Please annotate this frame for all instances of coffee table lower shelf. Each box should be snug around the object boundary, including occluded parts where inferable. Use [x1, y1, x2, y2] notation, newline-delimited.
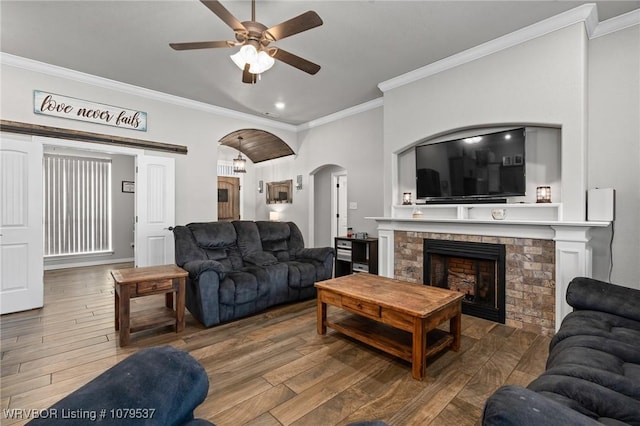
[326, 314, 454, 363]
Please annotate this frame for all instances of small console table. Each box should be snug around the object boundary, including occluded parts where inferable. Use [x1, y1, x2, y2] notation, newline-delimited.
[111, 264, 187, 346]
[334, 237, 378, 277]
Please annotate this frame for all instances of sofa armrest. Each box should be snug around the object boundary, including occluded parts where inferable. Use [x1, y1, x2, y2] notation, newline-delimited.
[27, 346, 212, 426]
[482, 385, 602, 426]
[296, 247, 335, 263]
[566, 277, 640, 322]
[183, 259, 229, 280]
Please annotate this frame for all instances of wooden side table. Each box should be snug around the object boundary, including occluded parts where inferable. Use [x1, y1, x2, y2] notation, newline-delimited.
[111, 264, 187, 346]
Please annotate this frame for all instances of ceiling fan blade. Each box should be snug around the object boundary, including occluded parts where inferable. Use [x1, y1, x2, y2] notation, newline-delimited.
[265, 11, 323, 41]
[169, 40, 235, 50]
[200, 0, 246, 32]
[272, 48, 320, 75]
[242, 64, 257, 84]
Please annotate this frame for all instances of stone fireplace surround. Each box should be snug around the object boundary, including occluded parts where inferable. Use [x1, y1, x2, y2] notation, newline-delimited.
[370, 206, 611, 336]
[396, 231, 555, 335]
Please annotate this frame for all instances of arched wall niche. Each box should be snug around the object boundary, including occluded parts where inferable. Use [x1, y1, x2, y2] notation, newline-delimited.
[396, 123, 562, 204]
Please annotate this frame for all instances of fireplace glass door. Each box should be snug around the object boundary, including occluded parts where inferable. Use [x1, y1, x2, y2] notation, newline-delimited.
[429, 254, 497, 309]
[424, 239, 505, 323]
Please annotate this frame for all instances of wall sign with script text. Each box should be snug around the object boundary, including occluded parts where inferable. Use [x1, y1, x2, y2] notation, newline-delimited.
[33, 91, 147, 132]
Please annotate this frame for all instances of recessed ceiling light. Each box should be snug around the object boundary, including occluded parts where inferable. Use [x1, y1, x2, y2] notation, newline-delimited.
[274, 101, 285, 110]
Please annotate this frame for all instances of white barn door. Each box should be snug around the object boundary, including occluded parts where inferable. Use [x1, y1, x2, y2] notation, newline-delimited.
[0, 135, 44, 314]
[135, 155, 175, 267]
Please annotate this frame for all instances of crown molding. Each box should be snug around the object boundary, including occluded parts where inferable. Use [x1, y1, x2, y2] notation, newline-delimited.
[296, 97, 384, 131]
[378, 4, 598, 93]
[0, 53, 298, 133]
[591, 8, 640, 39]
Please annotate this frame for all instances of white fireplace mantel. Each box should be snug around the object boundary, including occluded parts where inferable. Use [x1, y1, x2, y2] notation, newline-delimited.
[368, 209, 610, 332]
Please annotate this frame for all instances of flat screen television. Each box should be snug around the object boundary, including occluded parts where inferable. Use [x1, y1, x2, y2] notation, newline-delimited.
[416, 128, 526, 202]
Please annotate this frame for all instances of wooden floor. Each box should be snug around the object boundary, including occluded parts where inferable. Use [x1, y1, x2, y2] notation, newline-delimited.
[1, 263, 551, 425]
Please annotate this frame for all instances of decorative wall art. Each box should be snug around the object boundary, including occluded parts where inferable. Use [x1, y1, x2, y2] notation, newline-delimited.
[34, 90, 147, 131]
[266, 180, 292, 204]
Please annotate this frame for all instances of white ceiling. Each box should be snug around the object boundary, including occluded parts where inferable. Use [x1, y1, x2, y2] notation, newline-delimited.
[1, 1, 638, 126]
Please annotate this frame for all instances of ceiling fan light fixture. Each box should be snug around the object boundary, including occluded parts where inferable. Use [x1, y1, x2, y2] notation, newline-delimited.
[249, 50, 275, 74]
[230, 44, 257, 70]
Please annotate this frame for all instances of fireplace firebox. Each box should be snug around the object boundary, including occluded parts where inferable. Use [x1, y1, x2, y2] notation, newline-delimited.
[423, 239, 505, 323]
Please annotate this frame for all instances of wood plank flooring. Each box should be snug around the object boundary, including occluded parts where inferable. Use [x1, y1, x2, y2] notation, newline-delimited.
[0, 263, 551, 425]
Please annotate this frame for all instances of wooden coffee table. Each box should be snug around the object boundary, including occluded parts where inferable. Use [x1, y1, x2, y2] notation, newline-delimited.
[111, 264, 187, 346]
[315, 273, 463, 380]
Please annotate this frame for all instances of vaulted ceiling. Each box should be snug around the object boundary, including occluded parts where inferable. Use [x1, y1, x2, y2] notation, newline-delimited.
[1, 1, 638, 126]
[219, 129, 294, 163]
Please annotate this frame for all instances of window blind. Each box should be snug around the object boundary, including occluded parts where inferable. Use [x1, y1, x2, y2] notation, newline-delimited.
[43, 154, 112, 256]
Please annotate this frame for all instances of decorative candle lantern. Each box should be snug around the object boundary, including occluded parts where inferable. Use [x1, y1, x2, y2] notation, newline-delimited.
[536, 186, 551, 203]
[402, 192, 412, 205]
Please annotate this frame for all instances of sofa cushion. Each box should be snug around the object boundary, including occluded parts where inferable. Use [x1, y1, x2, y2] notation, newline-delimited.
[233, 221, 264, 256]
[173, 225, 206, 267]
[256, 221, 291, 260]
[286, 222, 306, 257]
[528, 373, 640, 424]
[219, 272, 267, 305]
[552, 310, 640, 351]
[189, 222, 236, 249]
[262, 239, 288, 252]
[567, 277, 640, 323]
[256, 221, 290, 242]
[286, 261, 317, 289]
[245, 252, 278, 266]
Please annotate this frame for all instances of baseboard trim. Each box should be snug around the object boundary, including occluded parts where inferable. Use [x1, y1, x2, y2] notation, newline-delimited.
[44, 257, 134, 271]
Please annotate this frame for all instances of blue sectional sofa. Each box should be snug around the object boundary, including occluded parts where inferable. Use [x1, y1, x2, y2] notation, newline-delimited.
[482, 277, 640, 425]
[27, 346, 211, 426]
[173, 220, 334, 327]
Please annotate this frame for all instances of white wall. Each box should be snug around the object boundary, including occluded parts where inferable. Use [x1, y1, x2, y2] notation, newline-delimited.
[0, 62, 296, 229]
[588, 25, 640, 287]
[383, 24, 589, 220]
[298, 107, 385, 240]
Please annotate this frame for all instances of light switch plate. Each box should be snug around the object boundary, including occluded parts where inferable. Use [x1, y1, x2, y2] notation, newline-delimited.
[349, 202, 358, 210]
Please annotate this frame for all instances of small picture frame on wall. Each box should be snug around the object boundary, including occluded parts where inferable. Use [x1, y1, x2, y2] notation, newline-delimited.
[122, 181, 135, 193]
[513, 154, 524, 165]
[502, 156, 513, 166]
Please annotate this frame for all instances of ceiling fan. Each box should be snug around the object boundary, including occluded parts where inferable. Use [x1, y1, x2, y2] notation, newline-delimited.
[170, 0, 323, 84]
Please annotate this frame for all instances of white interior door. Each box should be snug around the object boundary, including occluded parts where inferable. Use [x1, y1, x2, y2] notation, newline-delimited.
[337, 175, 348, 237]
[135, 155, 175, 267]
[0, 135, 44, 314]
[331, 173, 348, 239]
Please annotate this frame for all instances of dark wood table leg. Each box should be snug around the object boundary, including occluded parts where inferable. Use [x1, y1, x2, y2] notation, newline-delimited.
[450, 303, 462, 351]
[317, 295, 327, 335]
[175, 277, 185, 333]
[118, 284, 131, 346]
[165, 283, 174, 309]
[412, 318, 427, 380]
[114, 285, 120, 331]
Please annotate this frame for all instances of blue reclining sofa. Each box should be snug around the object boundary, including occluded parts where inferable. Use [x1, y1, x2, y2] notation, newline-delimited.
[173, 220, 334, 327]
[483, 277, 640, 425]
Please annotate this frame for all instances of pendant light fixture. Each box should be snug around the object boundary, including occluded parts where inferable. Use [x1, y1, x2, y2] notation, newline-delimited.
[233, 136, 247, 173]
